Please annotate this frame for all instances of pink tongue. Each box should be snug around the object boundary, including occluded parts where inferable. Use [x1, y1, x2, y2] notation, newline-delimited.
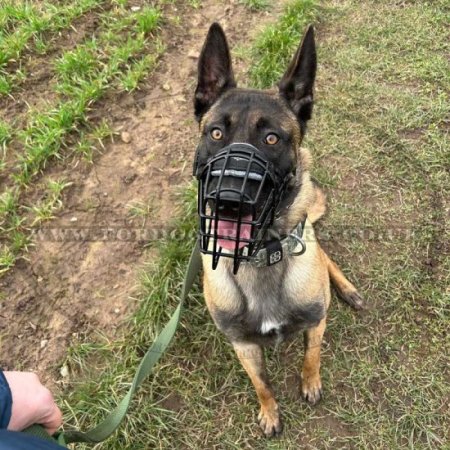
[215, 215, 252, 250]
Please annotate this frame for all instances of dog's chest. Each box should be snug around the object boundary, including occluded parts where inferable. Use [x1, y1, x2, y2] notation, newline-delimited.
[213, 258, 325, 344]
[238, 264, 291, 331]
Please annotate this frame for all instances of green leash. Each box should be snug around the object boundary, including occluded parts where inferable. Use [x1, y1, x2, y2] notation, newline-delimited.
[24, 242, 201, 448]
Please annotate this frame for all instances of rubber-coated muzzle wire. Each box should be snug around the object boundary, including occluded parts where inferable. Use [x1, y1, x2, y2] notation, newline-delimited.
[196, 143, 285, 273]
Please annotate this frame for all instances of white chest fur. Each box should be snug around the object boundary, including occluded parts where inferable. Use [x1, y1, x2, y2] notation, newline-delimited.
[260, 319, 284, 334]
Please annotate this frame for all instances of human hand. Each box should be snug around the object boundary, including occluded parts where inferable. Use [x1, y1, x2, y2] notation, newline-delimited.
[4, 371, 62, 435]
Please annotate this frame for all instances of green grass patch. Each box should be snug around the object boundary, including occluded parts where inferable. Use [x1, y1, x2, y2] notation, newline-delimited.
[0, 0, 105, 95]
[0, 177, 70, 273]
[240, 0, 270, 11]
[0, 0, 104, 69]
[0, 189, 18, 222]
[0, 72, 13, 96]
[0, 245, 15, 275]
[25, 178, 72, 226]
[136, 6, 162, 34]
[59, 0, 448, 448]
[0, 2, 36, 33]
[248, 0, 320, 87]
[15, 4, 162, 184]
[0, 66, 26, 95]
[74, 120, 115, 163]
[0, 120, 11, 149]
[0, 2, 165, 275]
[119, 53, 159, 91]
[2, 0, 448, 447]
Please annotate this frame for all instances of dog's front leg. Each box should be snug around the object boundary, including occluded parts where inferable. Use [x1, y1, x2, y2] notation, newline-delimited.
[233, 341, 282, 437]
[301, 317, 326, 404]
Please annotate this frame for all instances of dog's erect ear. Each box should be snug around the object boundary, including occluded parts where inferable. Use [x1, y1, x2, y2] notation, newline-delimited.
[278, 25, 316, 127]
[194, 23, 236, 121]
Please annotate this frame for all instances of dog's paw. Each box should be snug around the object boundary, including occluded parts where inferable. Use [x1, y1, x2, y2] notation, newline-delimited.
[340, 289, 365, 310]
[258, 403, 283, 437]
[301, 373, 322, 405]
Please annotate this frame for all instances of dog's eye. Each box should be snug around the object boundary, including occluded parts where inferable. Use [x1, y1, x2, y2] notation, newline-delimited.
[265, 133, 279, 145]
[210, 128, 223, 140]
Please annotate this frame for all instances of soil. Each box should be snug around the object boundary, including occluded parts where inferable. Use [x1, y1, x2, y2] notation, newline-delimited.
[0, 0, 284, 388]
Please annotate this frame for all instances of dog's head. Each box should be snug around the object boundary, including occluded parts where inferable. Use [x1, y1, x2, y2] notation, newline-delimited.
[193, 23, 317, 271]
[194, 22, 316, 160]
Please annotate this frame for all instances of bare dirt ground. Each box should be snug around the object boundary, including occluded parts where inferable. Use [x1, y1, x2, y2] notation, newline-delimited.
[0, 0, 283, 388]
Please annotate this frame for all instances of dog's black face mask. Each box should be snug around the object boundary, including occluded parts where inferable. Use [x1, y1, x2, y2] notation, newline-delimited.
[194, 143, 294, 274]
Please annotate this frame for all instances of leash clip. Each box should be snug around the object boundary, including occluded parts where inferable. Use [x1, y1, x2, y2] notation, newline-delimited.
[289, 232, 306, 256]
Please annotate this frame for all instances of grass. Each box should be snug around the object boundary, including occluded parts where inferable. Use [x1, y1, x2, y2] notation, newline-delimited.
[240, 0, 270, 11]
[0, 120, 11, 173]
[0, 1, 165, 275]
[25, 179, 72, 226]
[1, 0, 448, 447]
[0, 120, 12, 147]
[0, 2, 35, 32]
[0, 67, 26, 96]
[0, 0, 103, 68]
[15, 4, 163, 184]
[127, 200, 156, 227]
[302, 1, 449, 447]
[74, 120, 115, 162]
[248, 0, 320, 87]
[0, 0, 105, 96]
[58, 0, 449, 448]
[187, 0, 202, 9]
[0, 246, 15, 275]
[119, 52, 161, 92]
[135, 6, 162, 34]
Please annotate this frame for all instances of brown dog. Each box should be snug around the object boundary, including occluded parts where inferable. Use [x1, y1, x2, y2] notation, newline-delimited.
[193, 23, 363, 437]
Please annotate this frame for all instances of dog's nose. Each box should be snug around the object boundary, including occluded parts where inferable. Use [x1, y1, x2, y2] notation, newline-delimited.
[217, 191, 241, 204]
[218, 203, 239, 212]
[216, 198, 252, 218]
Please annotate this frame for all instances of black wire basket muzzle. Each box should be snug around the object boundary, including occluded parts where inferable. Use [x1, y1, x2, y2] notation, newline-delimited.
[195, 143, 286, 274]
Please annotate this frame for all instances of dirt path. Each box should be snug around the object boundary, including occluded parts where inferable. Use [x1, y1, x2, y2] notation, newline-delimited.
[0, 0, 282, 387]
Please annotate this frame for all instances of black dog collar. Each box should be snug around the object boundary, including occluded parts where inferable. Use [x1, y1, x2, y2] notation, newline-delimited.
[247, 217, 307, 267]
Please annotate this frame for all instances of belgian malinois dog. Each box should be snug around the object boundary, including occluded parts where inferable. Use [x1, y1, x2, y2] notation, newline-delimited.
[193, 23, 363, 437]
